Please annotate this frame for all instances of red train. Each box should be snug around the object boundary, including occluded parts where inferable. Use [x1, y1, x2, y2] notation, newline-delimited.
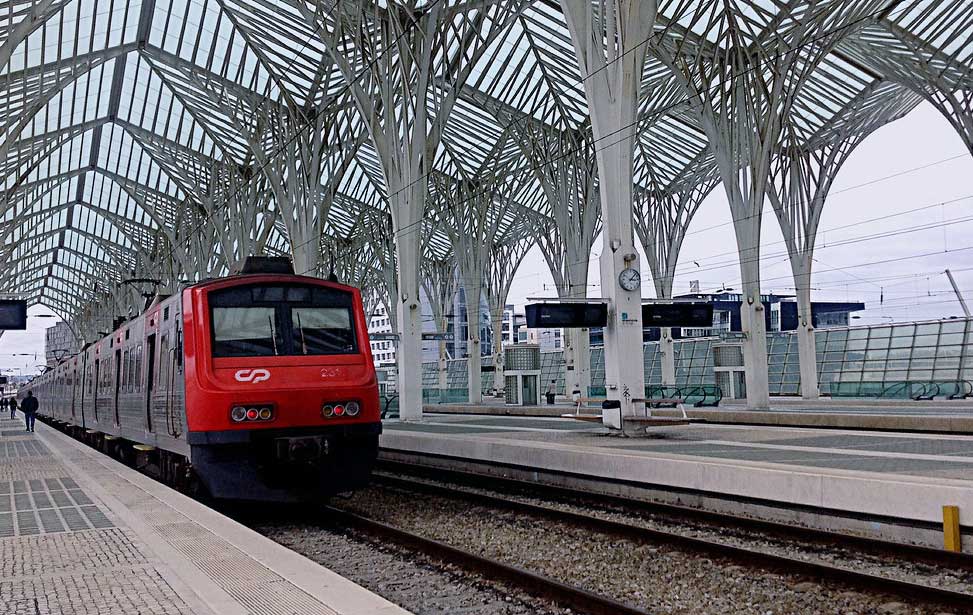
[22, 259, 381, 502]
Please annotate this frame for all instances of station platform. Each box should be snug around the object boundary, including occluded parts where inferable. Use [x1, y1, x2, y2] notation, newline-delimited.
[381, 414, 973, 547]
[422, 397, 973, 433]
[0, 416, 409, 615]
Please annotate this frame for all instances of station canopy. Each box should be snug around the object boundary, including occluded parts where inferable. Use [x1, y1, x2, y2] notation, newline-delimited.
[0, 0, 969, 324]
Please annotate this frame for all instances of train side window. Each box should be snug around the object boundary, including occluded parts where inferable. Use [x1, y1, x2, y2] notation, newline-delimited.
[135, 344, 143, 392]
[125, 350, 132, 392]
[176, 326, 183, 372]
[158, 335, 169, 390]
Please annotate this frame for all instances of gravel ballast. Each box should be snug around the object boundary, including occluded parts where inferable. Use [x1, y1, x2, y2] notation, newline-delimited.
[255, 519, 571, 615]
[332, 481, 967, 615]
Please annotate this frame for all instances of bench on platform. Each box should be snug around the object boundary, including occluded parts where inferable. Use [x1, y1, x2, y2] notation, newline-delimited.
[564, 396, 695, 429]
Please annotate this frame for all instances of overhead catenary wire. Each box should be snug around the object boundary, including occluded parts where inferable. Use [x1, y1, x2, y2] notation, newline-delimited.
[420, 204, 973, 293]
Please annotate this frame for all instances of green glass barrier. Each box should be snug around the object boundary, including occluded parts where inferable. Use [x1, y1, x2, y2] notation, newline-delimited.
[422, 388, 470, 404]
[829, 380, 973, 400]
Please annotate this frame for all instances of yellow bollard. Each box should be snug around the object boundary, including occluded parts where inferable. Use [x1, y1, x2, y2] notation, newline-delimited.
[943, 505, 961, 552]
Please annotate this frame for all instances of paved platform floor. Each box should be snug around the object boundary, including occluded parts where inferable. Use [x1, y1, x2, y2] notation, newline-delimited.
[0, 416, 409, 615]
[382, 414, 973, 531]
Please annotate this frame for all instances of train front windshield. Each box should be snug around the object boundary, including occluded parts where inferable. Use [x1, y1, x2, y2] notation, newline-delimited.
[209, 284, 358, 357]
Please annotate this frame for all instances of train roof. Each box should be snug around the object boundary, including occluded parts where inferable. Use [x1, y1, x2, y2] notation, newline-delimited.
[185, 273, 360, 294]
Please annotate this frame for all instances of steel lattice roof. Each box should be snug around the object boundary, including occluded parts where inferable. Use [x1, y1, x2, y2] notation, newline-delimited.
[0, 0, 966, 325]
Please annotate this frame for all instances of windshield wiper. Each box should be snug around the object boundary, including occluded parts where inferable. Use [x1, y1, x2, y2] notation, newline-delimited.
[268, 315, 279, 355]
[295, 310, 308, 355]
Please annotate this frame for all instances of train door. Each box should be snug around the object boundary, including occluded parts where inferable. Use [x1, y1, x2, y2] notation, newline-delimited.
[113, 349, 122, 426]
[93, 359, 100, 423]
[145, 334, 156, 432]
[80, 354, 88, 429]
[70, 365, 77, 419]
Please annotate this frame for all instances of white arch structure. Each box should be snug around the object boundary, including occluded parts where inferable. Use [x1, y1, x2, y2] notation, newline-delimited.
[0, 0, 967, 419]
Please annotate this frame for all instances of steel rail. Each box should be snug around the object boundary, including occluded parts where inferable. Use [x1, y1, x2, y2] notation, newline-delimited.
[323, 506, 654, 615]
[378, 458, 973, 571]
[368, 472, 973, 610]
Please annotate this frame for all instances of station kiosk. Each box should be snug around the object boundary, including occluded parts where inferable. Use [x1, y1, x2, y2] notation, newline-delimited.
[504, 344, 541, 406]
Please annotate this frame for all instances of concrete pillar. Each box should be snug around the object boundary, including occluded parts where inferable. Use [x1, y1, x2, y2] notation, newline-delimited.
[490, 305, 504, 395]
[561, 0, 655, 426]
[391, 188, 424, 422]
[564, 327, 592, 396]
[437, 339, 448, 389]
[735, 221, 771, 410]
[793, 261, 819, 400]
[595, 106, 647, 422]
[660, 327, 676, 386]
[562, 260, 593, 397]
[462, 281, 482, 404]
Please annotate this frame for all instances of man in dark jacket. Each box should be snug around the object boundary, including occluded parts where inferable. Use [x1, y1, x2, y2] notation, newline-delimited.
[21, 391, 38, 432]
[8, 397, 16, 420]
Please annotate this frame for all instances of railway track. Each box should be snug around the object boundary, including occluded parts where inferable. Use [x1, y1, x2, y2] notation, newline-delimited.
[325, 506, 654, 615]
[328, 467, 973, 613]
[378, 458, 973, 571]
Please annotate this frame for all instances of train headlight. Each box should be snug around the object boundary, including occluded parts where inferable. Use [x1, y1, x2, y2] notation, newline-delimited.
[322, 404, 334, 418]
[258, 407, 273, 420]
[246, 408, 259, 421]
[230, 406, 247, 422]
[345, 401, 360, 417]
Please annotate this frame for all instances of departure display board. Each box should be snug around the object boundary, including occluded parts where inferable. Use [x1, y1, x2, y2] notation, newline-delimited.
[642, 302, 713, 328]
[525, 303, 608, 328]
[0, 300, 27, 330]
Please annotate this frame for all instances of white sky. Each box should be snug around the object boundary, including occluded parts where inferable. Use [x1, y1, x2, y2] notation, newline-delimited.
[3, 101, 972, 375]
[507, 102, 973, 325]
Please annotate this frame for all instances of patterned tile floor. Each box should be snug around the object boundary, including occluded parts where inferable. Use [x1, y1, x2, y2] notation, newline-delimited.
[0, 417, 196, 615]
[0, 416, 405, 615]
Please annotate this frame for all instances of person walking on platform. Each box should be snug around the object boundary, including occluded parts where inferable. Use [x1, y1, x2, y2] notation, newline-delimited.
[8, 397, 17, 420]
[21, 391, 38, 432]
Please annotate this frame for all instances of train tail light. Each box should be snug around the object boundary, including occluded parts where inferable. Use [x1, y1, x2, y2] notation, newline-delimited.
[322, 401, 360, 419]
[231, 405, 275, 423]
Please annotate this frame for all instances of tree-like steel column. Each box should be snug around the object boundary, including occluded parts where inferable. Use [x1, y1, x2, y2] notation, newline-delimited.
[301, 0, 525, 420]
[561, 0, 656, 425]
[461, 66, 601, 400]
[768, 82, 920, 399]
[655, 1, 882, 409]
[434, 171, 525, 403]
[527, 130, 600, 399]
[421, 255, 457, 390]
[634, 154, 719, 386]
[487, 236, 532, 394]
[768, 136, 862, 399]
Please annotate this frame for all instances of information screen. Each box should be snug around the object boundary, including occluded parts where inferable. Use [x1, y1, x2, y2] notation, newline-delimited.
[642, 302, 713, 328]
[525, 303, 608, 328]
[0, 300, 27, 330]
